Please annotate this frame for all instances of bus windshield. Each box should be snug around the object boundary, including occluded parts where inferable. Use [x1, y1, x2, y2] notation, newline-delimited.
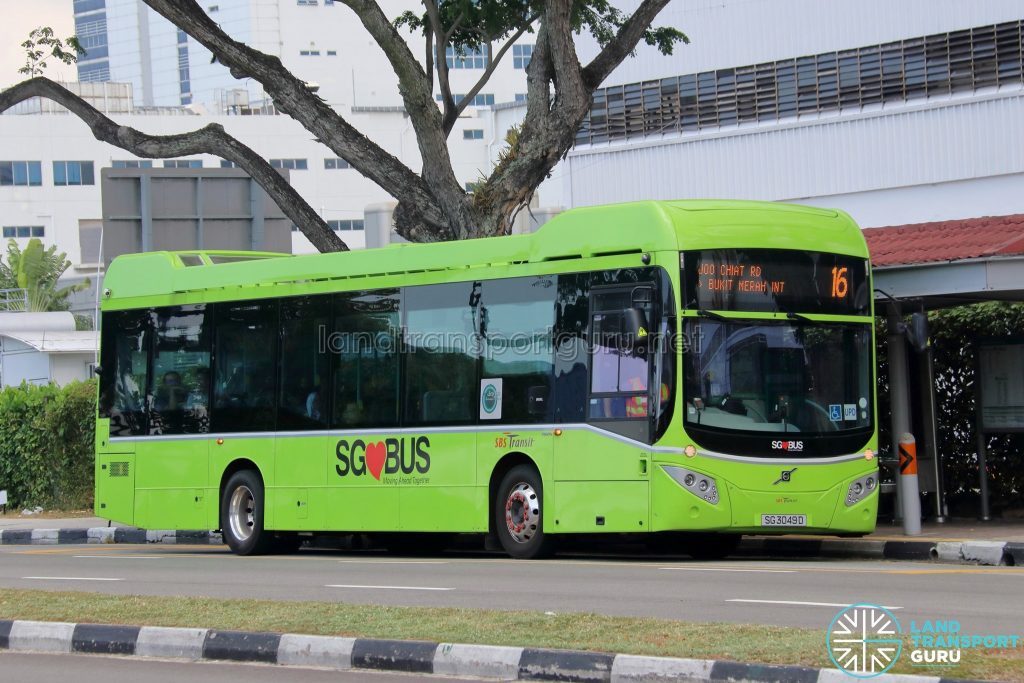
[682, 319, 872, 443]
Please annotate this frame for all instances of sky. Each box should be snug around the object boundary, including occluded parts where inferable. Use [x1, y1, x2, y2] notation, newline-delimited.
[1, 0, 77, 89]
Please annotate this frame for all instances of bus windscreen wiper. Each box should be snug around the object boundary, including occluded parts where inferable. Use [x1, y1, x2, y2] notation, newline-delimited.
[786, 312, 814, 323]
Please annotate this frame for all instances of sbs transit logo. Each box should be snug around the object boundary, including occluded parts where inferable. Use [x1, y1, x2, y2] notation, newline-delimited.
[826, 603, 902, 677]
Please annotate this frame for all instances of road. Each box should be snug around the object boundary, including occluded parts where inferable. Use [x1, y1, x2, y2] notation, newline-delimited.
[0, 652, 470, 683]
[1, 544, 1021, 633]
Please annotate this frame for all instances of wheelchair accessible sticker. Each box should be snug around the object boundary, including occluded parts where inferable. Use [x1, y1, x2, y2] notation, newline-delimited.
[829, 404, 843, 421]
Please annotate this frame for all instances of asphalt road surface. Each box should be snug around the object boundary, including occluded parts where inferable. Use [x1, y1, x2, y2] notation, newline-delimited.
[1, 544, 1021, 633]
[0, 652, 471, 683]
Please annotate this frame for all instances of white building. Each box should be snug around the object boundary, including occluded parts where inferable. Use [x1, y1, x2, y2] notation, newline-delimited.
[533, 0, 1024, 230]
[5, 0, 1022, 291]
[0, 312, 98, 387]
[74, 0, 531, 111]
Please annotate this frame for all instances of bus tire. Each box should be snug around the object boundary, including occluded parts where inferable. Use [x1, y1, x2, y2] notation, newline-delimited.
[221, 470, 273, 556]
[686, 533, 741, 560]
[495, 465, 555, 559]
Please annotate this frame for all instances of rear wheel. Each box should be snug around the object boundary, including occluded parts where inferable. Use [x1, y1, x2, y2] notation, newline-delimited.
[495, 465, 555, 559]
[221, 470, 273, 555]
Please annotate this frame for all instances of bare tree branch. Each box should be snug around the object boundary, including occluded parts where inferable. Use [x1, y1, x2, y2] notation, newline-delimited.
[445, 16, 539, 134]
[337, 0, 475, 238]
[0, 78, 348, 252]
[141, 0, 451, 235]
[582, 0, 672, 89]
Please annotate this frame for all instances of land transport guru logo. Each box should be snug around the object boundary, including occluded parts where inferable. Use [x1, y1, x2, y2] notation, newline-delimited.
[826, 603, 1021, 677]
[826, 603, 902, 677]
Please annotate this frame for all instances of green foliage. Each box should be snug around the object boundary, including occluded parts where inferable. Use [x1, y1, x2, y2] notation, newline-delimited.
[19, 26, 85, 78]
[0, 380, 97, 510]
[394, 1, 688, 57]
[876, 303, 1024, 516]
[0, 238, 89, 312]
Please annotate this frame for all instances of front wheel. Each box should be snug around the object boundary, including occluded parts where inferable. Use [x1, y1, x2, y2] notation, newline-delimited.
[494, 465, 555, 559]
[221, 470, 273, 555]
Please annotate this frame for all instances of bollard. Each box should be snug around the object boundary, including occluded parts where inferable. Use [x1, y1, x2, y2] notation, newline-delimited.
[898, 433, 922, 536]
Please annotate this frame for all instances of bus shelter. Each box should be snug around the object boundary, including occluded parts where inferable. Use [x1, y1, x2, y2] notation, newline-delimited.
[865, 214, 1024, 532]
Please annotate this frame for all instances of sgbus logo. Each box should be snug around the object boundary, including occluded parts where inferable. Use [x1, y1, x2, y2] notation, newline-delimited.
[335, 437, 430, 480]
[771, 440, 804, 452]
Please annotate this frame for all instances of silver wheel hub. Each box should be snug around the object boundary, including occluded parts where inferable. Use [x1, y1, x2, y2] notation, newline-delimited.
[228, 485, 255, 542]
[504, 482, 539, 544]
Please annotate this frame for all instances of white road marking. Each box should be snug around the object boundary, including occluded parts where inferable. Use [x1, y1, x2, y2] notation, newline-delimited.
[661, 567, 797, 573]
[73, 555, 162, 560]
[325, 583, 454, 591]
[336, 560, 448, 565]
[727, 599, 902, 609]
[23, 576, 124, 581]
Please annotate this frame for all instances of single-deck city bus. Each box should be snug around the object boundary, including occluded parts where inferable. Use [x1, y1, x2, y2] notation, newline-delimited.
[95, 200, 879, 558]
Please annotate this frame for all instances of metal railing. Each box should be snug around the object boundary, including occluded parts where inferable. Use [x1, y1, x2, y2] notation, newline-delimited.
[0, 288, 28, 311]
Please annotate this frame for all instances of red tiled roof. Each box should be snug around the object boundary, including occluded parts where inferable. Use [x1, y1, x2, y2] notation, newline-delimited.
[864, 214, 1024, 267]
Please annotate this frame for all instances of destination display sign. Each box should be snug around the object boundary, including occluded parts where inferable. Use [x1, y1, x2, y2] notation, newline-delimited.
[682, 249, 870, 315]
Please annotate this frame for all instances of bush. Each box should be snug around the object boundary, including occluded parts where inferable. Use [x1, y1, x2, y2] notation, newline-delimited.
[0, 379, 97, 510]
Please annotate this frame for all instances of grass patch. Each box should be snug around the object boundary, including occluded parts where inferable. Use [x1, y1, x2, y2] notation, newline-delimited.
[0, 588, 1020, 681]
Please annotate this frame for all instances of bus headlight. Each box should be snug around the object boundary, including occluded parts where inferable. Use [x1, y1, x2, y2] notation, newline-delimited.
[663, 466, 720, 505]
[846, 473, 878, 507]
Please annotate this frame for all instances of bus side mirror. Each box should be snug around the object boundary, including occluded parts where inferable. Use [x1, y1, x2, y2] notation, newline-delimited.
[623, 307, 650, 349]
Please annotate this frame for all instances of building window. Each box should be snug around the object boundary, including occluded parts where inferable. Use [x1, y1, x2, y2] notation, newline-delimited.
[208, 4, 219, 11]
[112, 160, 153, 169]
[444, 45, 489, 69]
[576, 19, 1024, 146]
[163, 159, 203, 168]
[53, 161, 95, 186]
[327, 220, 364, 231]
[270, 158, 308, 170]
[77, 62, 110, 82]
[512, 44, 533, 69]
[324, 158, 351, 169]
[514, 93, 528, 103]
[299, 50, 320, 56]
[220, 160, 239, 168]
[73, 0, 107, 12]
[327, 50, 337, 56]
[297, 0, 317, 5]
[0, 161, 43, 187]
[2, 226, 44, 238]
[435, 93, 495, 106]
[463, 129, 484, 140]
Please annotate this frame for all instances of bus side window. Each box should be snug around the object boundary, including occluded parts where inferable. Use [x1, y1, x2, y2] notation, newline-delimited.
[333, 289, 400, 429]
[212, 300, 279, 433]
[479, 276, 556, 424]
[150, 305, 210, 435]
[404, 283, 478, 425]
[99, 309, 151, 437]
[278, 296, 331, 430]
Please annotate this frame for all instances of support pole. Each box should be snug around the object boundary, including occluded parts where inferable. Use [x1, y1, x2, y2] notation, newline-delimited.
[898, 433, 922, 535]
[922, 341, 946, 522]
[887, 307, 921, 535]
[975, 422, 992, 522]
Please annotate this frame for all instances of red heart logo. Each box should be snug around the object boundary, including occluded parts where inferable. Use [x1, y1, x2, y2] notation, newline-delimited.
[365, 441, 386, 480]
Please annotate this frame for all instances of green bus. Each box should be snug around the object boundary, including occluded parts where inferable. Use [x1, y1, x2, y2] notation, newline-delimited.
[95, 200, 879, 559]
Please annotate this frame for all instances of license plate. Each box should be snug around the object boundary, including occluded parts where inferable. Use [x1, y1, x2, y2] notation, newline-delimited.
[760, 514, 807, 527]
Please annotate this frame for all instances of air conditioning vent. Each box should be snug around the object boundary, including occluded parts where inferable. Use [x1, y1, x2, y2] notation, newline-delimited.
[109, 461, 130, 478]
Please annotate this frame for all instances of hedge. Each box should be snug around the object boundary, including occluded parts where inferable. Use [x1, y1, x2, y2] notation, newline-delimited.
[0, 379, 97, 510]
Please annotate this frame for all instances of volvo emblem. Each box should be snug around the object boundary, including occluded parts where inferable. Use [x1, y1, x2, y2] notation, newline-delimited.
[773, 467, 798, 485]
